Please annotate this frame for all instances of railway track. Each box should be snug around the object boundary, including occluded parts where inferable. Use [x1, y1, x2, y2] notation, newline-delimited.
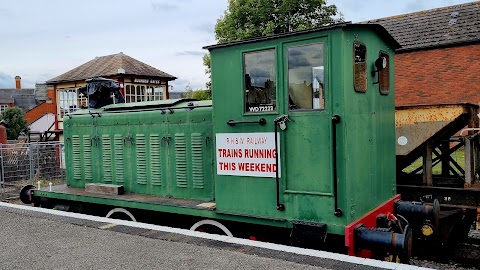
[466, 230, 480, 245]
[411, 229, 480, 270]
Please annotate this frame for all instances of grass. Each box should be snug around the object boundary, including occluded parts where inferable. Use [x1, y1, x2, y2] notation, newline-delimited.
[402, 146, 465, 175]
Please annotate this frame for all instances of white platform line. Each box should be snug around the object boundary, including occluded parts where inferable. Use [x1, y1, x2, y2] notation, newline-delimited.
[0, 202, 431, 270]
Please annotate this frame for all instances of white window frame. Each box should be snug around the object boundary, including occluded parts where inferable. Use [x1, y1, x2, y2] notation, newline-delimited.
[0, 105, 8, 113]
[125, 84, 165, 103]
[57, 88, 87, 120]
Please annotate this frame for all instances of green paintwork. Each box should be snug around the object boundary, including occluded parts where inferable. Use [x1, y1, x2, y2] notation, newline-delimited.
[56, 24, 397, 237]
[64, 100, 214, 201]
[209, 25, 397, 235]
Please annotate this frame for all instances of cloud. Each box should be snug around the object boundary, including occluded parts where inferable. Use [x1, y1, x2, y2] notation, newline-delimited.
[0, 8, 10, 16]
[402, 1, 427, 13]
[0, 72, 14, 88]
[288, 48, 305, 57]
[151, 2, 179, 12]
[169, 78, 205, 92]
[151, 0, 193, 12]
[249, 68, 271, 78]
[288, 56, 311, 68]
[192, 22, 215, 35]
[175, 50, 206, 56]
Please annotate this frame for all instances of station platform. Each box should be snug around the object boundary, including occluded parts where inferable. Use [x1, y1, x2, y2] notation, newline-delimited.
[0, 202, 432, 270]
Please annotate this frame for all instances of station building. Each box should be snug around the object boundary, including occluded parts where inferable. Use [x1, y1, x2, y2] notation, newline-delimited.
[46, 52, 176, 131]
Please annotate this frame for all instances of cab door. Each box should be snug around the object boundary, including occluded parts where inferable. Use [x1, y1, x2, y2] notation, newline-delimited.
[282, 40, 334, 200]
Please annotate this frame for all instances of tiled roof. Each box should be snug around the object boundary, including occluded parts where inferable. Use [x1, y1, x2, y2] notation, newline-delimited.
[13, 94, 37, 112]
[0, 89, 36, 111]
[365, 1, 480, 51]
[47, 52, 176, 84]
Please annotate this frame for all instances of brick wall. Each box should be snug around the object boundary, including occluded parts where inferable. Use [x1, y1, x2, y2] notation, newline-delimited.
[395, 43, 480, 106]
[24, 102, 57, 125]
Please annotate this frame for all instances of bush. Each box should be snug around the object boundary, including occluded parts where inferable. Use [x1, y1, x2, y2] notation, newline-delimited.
[0, 107, 29, 140]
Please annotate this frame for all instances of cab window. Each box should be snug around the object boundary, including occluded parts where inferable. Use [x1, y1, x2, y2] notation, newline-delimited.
[354, 41, 367, 92]
[243, 49, 276, 113]
[288, 43, 325, 111]
[379, 51, 390, 95]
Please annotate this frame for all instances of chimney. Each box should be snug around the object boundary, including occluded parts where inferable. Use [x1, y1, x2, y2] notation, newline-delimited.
[15, 76, 21, 89]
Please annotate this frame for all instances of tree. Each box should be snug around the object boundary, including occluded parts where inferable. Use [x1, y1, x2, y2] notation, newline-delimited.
[182, 83, 194, 98]
[203, 54, 212, 91]
[203, 0, 343, 88]
[215, 0, 342, 43]
[0, 107, 29, 140]
[192, 89, 212, 100]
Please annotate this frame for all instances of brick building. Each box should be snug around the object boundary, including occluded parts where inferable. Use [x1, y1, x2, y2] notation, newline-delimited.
[367, 1, 480, 106]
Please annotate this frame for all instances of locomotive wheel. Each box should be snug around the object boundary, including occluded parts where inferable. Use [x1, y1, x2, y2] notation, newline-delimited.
[19, 185, 35, 204]
[106, 208, 137, 222]
[190, 219, 233, 237]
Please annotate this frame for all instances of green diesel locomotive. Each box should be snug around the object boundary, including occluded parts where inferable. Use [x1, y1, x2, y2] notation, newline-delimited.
[21, 23, 438, 261]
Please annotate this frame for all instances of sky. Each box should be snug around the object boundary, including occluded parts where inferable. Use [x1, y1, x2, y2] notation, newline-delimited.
[0, 0, 475, 91]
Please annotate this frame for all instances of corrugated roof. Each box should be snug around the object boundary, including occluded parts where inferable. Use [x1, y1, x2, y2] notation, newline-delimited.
[365, 1, 480, 51]
[47, 52, 176, 84]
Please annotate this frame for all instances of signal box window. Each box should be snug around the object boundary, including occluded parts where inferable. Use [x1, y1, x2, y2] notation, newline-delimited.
[379, 52, 390, 95]
[288, 43, 325, 111]
[354, 41, 367, 92]
[244, 49, 276, 113]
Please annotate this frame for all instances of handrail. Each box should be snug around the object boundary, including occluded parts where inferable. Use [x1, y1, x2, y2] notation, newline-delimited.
[332, 115, 343, 217]
[226, 118, 266, 126]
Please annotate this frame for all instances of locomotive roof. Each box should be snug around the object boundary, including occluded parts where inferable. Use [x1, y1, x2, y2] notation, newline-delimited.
[203, 22, 400, 50]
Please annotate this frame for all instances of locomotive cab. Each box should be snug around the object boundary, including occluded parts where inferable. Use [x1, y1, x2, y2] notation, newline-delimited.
[207, 23, 407, 257]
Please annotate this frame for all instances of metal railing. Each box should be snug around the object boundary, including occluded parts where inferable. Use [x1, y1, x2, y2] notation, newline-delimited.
[0, 141, 65, 200]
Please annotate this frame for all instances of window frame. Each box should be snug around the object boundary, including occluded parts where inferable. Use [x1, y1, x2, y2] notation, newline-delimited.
[286, 41, 326, 112]
[378, 51, 390, 95]
[0, 105, 8, 113]
[353, 40, 367, 93]
[57, 88, 86, 120]
[242, 47, 278, 115]
[124, 83, 165, 103]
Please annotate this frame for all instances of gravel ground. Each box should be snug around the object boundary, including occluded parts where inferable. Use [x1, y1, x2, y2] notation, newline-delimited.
[411, 258, 479, 270]
[410, 238, 480, 270]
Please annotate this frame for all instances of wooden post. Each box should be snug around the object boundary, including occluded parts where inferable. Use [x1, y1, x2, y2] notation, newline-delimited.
[423, 142, 433, 186]
[465, 137, 474, 187]
[440, 142, 450, 177]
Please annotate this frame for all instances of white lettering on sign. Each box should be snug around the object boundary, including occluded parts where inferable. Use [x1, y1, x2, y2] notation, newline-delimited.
[133, 78, 162, 84]
[216, 132, 280, 178]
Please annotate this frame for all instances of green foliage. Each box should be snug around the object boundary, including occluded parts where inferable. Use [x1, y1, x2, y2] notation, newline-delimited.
[182, 83, 194, 98]
[181, 82, 212, 100]
[0, 107, 29, 140]
[203, 0, 343, 88]
[203, 54, 212, 90]
[215, 0, 343, 43]
[192, 89, 212, 100]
